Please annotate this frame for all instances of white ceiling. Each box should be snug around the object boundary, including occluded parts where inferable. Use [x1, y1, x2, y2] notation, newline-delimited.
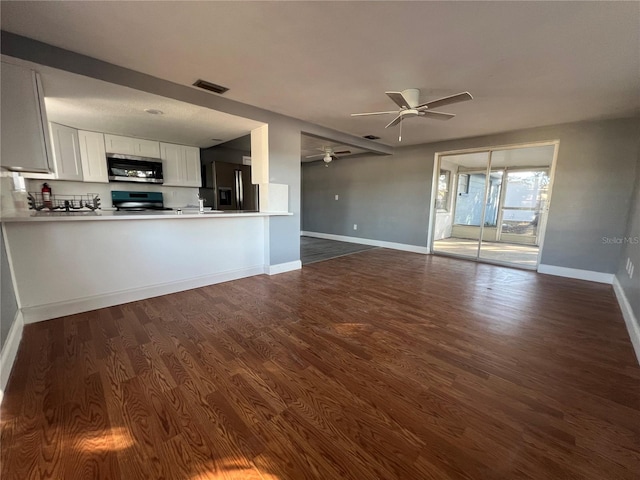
[2, 2, 639, 147]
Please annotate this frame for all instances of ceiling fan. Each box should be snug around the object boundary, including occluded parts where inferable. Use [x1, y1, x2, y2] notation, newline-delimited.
[351, 88, 473, 141]
[305, 146, 351, 166]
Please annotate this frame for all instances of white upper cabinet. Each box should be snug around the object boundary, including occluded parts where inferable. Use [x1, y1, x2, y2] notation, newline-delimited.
[78, 130, 108, 183]
[104, 134, 160, 158]
[134, 138, 161, 158]
[182, 146, 202, 187]
[160, 142, 183, 186]
[160, 143, 201, 187]
[1, 61, 53, 173]
[103, 134, 134, 155]
[49, 123, 83, 181]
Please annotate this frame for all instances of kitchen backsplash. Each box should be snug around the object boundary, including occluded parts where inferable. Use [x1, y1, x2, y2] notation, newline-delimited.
[0, 176, 19, 215]
[23, 179, 200, 210]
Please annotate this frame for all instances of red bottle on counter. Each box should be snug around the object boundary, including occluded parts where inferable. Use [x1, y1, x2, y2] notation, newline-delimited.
[42, 183, 52, 209]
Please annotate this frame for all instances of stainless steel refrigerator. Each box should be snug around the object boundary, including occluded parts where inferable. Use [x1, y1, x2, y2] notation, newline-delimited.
[200, 161, 258, 211]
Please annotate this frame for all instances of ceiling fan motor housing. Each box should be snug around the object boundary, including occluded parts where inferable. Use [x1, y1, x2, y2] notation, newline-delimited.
[400, 109, 420, 119]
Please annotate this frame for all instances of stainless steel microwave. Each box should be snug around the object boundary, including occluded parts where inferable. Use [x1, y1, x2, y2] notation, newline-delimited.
[107, 154, 163, 184]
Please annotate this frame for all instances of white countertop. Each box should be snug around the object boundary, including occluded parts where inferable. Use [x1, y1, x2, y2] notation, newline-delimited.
[0, 209, 292, 222]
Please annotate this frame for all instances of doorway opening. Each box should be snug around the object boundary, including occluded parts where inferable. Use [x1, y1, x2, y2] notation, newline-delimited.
[428, 142, 558, 269]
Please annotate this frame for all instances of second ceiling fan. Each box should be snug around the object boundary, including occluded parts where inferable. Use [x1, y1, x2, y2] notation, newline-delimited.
[306, 146, 351, 166]
[351, 89, 473, 141]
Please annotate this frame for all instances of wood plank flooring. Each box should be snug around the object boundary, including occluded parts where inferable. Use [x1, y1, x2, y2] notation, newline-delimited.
[1, 249, 639, 479]
[300, 236, 376, 265]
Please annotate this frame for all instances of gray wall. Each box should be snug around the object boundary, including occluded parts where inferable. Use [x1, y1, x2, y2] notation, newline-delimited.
[303, 117, 640, 274]
[303, 144, 430, 245]
[1, 228, 18, 349]
[268, 122, 302, 265]
[616, 153, 640, 318]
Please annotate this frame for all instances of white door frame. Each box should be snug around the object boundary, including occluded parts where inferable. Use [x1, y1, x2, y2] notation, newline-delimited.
[427, 140, 560, 268]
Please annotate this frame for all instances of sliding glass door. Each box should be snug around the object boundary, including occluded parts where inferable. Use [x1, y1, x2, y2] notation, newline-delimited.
[432, 144, 555, 269]
[433, 151, 490, 260]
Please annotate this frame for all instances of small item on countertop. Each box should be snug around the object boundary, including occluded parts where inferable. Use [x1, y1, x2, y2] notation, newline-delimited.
[42, 183, 52, 209]
[197, 193, 205, 213]
[10, 173, 28, 213]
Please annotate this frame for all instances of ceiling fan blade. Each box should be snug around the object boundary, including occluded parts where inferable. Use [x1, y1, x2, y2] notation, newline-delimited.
[385, 91, 411, 109]
[305, 153, 325, 159]
[351, 111, 398, 117]
[333, 150, 351, 155]
[419, 111, 456, 121]
[385, 115, 402, 128]
[417, 91, 473, 110]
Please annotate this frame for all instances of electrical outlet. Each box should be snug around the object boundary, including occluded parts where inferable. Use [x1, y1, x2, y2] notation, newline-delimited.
[353, 224, 357, 230]
[335, 194, 339, 200]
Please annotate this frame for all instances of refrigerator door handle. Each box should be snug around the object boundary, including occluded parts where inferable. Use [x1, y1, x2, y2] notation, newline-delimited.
[234, 169, 244, 209]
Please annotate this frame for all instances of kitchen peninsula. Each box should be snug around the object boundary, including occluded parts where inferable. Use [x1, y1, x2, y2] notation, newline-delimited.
[0, 56, 300, 331]
[1, 209, 293, 324]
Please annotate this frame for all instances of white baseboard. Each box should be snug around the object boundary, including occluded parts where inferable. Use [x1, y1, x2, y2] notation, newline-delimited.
[613, 276, 640, 365]
[21, 265, 266, 324]
[301, 231, 429, 255]
[0, 310, 24, 405]
[267, 260, 302, 275]
[537, 264, 614, 284]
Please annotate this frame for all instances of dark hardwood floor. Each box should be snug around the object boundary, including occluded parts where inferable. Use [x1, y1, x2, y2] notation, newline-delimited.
[300, 236, 376, 265]
[1, 249, 639, 479]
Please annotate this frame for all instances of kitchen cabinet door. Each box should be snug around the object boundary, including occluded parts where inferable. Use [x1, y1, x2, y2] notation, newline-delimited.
[104, 134, 160, 158]
[78, 131, 108, 183]
[134, 138, 161, 158]
[103, 134, 135, 155]
[160, 142, 183, 186]
[1, 61, 53, 173]
[49, 123, 83, 181]
[182, 146, 202, 187]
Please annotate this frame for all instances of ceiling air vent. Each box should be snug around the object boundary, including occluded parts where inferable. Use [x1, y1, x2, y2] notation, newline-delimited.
[363, 135, 380, 140]
[193, 79, 229, 95]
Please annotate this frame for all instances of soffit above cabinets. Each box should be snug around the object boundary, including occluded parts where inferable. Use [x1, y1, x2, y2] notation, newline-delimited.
[4, 56, 264, 149]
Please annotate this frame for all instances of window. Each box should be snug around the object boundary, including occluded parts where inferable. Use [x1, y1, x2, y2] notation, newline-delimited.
[436, 169, 451, 211]
[457, 173, 469, 195]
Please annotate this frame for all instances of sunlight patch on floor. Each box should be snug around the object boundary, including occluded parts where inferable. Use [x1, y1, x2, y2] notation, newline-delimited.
[77, 427, 134, 452]
[333, 323, 368, 336]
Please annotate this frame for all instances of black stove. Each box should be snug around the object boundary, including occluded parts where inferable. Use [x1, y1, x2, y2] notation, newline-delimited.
[111, 191, 172, 211]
